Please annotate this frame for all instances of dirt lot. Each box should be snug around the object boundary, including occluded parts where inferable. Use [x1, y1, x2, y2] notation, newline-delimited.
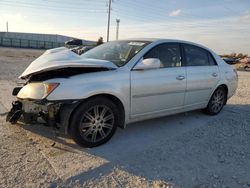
[0, 47, 250, 188]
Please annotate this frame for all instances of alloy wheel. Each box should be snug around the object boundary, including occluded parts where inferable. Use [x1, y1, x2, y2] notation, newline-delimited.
[79, 105, 114, 143]
[210, 89, 225, 113]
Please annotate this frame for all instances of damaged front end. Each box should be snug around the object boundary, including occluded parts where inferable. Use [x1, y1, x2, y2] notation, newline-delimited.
[6, 66, 114, 132]
[7, 99, 80, 134]
[5, 66, 104, 132]
[6, 46, 117, 133]
[6, 101, 23, 124]
[6, 82, 60, 126]
[6, 81, 81, 133]
[6, 98, 59, 126]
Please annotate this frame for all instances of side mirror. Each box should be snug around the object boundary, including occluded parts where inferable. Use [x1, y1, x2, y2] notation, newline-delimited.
[133, 58, 161, 70]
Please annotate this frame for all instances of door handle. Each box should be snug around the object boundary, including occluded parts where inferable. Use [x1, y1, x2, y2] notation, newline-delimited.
[176, 75, 185, 80]
[212, 73, 218, 77]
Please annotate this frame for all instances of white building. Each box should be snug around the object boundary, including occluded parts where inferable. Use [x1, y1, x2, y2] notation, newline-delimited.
[0, 32, 95, 49]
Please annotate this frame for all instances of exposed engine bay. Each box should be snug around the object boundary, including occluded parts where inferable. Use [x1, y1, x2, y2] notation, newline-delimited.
[28, 67, 109, 82]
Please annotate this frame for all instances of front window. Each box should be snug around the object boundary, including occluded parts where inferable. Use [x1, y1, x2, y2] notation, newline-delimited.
[144, 43, 181, 68]
[81, 40, 150, 67]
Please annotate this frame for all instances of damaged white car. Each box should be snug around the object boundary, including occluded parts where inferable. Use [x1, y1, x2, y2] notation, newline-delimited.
[7, 39, 238, 147]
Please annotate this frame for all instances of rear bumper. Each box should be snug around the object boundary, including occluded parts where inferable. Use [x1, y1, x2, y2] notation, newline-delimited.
[227, 79, 238, 99]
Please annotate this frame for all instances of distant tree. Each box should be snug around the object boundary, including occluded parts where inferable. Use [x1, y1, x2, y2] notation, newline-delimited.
[237, 53, 244, 59]
[220, 53, 248, 59]
[96, 37, 103, 46]
[230, 52, 237, 58]
[243, 54, 248, 58]
[221, 54, 229, 58]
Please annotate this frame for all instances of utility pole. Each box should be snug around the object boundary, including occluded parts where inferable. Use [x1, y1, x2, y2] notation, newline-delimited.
[116, 18, 120, 40]
[6, 21, 9, 32]
[106, 0, 112, 42]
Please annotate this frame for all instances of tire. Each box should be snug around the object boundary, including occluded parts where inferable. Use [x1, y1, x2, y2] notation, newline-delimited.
[70, 97, 120, 147]
[204, 86, 227, 115]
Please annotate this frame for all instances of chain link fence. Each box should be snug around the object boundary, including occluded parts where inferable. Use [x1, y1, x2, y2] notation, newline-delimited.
[0, 37, 64, 49]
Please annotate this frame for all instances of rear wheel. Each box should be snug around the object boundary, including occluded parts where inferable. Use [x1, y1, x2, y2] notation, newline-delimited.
[70, 97, 119, 147]
[204, 86, 227, 115]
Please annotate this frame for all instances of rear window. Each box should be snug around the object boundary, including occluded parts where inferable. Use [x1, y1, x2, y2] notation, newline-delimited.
[184, 44, 209, 66]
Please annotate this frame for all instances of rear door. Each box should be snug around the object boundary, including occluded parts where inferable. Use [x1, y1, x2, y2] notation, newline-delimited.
[182, 44, 220, 106]
[130, 43, 186, 116]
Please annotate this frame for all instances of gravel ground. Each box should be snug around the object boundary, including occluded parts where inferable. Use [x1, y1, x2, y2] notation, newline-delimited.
[0, 47, 250, 188]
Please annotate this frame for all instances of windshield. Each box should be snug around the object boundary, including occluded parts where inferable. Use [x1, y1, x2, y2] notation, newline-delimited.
[81, 40, 150, 67]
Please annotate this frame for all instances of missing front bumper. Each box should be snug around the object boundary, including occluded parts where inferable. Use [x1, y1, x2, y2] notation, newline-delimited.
[6, 99, 60, 127]
[6, 98, 81, 134]
[6, 101, 23, 124]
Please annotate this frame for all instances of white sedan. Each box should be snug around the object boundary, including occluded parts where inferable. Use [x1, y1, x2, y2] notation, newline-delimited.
[7, 39, 238, 147]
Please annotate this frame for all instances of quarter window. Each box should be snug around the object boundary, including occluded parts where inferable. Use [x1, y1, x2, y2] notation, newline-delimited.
[208, 53, 217, 65]
[144, 43, 181, 68]
[184, 45, 210, 66]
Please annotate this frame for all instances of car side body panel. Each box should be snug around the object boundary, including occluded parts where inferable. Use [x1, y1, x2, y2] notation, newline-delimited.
[45, 39, 237, 125]
[15, 39, 238, 127]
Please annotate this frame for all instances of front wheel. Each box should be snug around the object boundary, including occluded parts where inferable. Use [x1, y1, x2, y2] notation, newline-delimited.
[204, 86, 227, 115]
[70, 97, 120, 147]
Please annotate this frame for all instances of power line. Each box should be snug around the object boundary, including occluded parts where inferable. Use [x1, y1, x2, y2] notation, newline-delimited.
[1, 0, 248, 39]
[2, 0, 106, 8]
[0, 1, 106, 12]
[113, 0, 247, 24]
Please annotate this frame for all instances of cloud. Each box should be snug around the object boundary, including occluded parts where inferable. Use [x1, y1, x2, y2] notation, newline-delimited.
[116, 15, 250, 54]
[240, 11, 250, 23]
[169, 9, 182, 17]
[0, 13, 26, 22]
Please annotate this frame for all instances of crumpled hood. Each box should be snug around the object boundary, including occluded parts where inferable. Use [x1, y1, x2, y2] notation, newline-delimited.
[20, 47, 117, 79]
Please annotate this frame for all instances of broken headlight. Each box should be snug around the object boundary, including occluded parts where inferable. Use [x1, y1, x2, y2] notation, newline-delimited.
[17, 83, 59, 100]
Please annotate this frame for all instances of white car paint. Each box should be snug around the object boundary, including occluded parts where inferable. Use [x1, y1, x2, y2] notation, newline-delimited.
[17, 39, 238, 126]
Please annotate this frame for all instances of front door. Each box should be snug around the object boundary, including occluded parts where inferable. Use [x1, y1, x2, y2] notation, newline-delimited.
[130, 43, 187, 117]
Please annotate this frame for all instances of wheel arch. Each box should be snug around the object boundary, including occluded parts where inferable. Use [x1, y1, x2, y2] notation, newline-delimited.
[208, 84, 229, 105]
[219, 84, 228, 104]
[67, 93, 126, 134]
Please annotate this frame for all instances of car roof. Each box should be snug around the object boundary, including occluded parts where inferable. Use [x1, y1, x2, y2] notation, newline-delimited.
[121, 38, 212, 52]
[125, 38, 196, 43]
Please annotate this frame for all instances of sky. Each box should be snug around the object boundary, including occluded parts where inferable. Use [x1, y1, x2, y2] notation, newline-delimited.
[0, 0, 249, 54]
